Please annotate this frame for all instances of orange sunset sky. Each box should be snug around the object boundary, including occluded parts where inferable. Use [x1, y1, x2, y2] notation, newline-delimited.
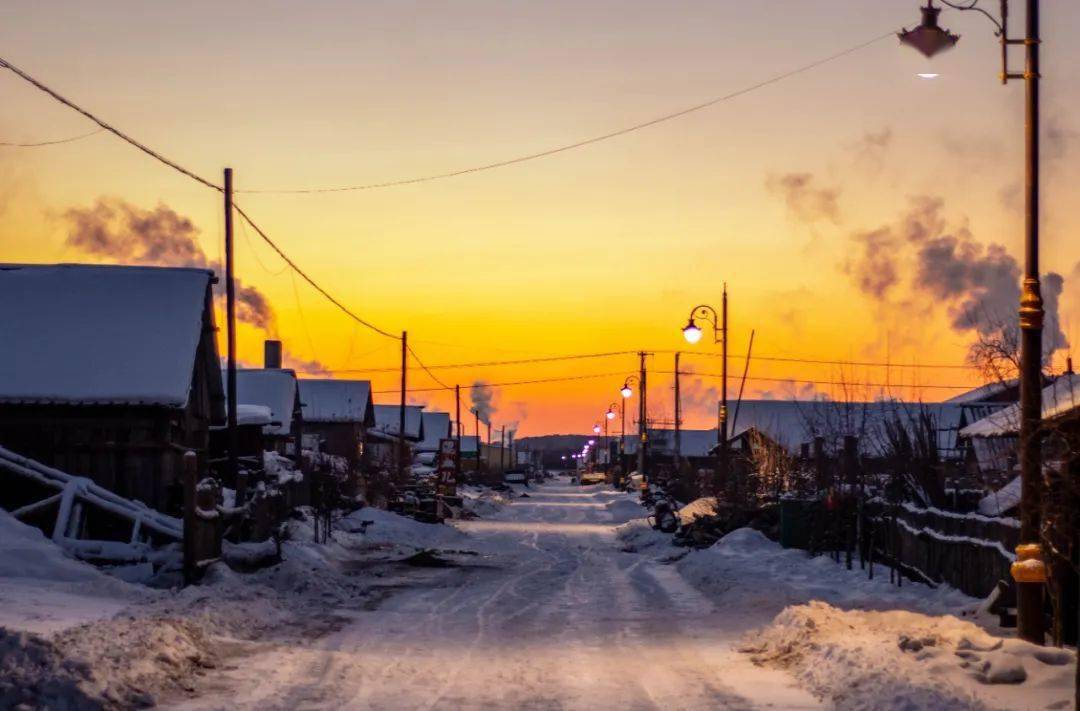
[3, 1, 1080, 436]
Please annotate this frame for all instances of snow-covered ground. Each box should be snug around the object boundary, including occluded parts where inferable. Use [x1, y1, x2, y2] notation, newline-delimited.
[2, 478, 1075, 709]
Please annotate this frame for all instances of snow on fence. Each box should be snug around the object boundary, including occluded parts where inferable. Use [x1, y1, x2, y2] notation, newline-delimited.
[0, 444, 182, 562]
[867, 500, 1018, 599]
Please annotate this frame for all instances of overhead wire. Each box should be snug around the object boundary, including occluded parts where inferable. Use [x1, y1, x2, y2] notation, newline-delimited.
[372, 371, 628, 395]
[654, 370, 973, 391]
[234, 32, 895, 194]
[0, 127, 104, 147]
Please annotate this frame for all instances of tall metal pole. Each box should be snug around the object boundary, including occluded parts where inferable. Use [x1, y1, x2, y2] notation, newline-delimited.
[500, 426, 506, 472]
[224, 168, 239, 500]
[398, 331, 407, 484]
[718, 284, 729, 497]
[637, 351, 647, 480]
[474, 409, 480, 474]
[674, 351, 682, 470]
[1015, 0, 1045, 645]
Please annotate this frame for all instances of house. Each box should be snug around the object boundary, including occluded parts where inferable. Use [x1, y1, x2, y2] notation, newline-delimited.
[233, 366, 304, 458]
[415, 411, 453, 465]
[0, 264, 224, 516]
[368, 404, 425, 469]
[962, 372, 1080, 489]
[298, 379, 375, 492]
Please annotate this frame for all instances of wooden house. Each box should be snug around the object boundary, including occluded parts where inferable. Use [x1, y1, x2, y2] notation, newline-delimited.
[415, 411, 452, 464]
[234, 367, 304, 459]
[297, 379, 375, 478]
[368, 404, 425, 469]
[0, 264, 224, 517]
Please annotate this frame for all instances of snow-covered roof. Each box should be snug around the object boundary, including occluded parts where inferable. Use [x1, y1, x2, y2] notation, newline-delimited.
[961, 373, 1080, 438]
[945, 379, 1017, 404]
[373, 404, 425, 441]
[236, 404, 274, 426]
[417, 412, 452, 452]
[460, 435, 479, 454]
[0, 263, 218, 408]
[298, 379, 374, 425]
[977, 475, 1021, 516]
[634, 429, 719, 458]
[233, 368, 299, 435]
[727, 399, 975, 458]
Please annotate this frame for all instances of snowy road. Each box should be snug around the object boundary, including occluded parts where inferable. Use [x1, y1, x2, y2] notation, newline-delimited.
[170, 479, 818, 710]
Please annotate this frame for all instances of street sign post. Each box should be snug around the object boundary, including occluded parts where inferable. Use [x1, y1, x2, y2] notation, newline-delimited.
[436, 438, 459, 498]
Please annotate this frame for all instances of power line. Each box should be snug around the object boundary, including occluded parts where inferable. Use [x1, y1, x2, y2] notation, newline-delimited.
[670, 350, 975, 370]
[406, 344, 453, 390]
[335, 350, 638, 373]
[655, 369, 974, 391]
[372, 371, 627, 395]
[0, 54, 403, 343]
[234, 32, 894, 194]
[0, 127, 104, 147]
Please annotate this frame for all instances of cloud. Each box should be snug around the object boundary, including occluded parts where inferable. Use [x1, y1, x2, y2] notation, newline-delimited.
[851, 128, 893, 172]
[63, 197, 331, 373]
[766, 172, 841, 224]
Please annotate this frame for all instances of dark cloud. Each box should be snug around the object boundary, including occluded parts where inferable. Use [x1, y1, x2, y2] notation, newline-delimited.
[766, 172, 841, 224]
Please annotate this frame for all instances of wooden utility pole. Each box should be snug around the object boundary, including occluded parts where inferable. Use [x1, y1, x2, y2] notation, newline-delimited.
[674, 351, 682, 470]
[473, 409, 480, 473]
[718, 284, 729, 496]
[637, 351, 648, 480]
[398, 331, 407, 483]
[224, 168, 240, 502]
[500, 426, 506, 472]
[455, 384, 462, 477]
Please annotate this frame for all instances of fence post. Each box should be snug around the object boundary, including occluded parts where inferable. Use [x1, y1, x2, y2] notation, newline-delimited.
[182, 451, 197, 584]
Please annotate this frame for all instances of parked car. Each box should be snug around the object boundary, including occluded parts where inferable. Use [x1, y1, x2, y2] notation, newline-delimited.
[503, 468, 529, 485]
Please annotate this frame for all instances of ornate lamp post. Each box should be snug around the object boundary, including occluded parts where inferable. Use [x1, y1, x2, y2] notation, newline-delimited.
[899, 0, 1045, 644]
[682, 285, 728, 495]
[620, 376, 639, 475]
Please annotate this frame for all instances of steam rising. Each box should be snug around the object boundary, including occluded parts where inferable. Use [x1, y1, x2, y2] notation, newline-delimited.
[766, 172, 841, 224]
[63, 197, 329, 374]
[469, 380, 496, 424]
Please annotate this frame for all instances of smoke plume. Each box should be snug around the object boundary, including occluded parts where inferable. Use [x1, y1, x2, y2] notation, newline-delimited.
[766, 172, 841, 224]
[844, 196, 1067, 359]
[470, 381, 496, 424]
[63, 197, 329, 373]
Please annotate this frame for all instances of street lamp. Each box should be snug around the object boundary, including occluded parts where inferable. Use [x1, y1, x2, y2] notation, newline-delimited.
[681, 285, 729, 496]
[899, 0, 1045, 644]
[592, 424, 601, 435]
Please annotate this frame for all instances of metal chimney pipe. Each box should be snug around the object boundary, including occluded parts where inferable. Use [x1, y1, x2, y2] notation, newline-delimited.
[264, 339, 282, 369]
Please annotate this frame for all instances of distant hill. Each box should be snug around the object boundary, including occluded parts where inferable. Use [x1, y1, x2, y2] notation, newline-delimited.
[516, 434, 594, 452]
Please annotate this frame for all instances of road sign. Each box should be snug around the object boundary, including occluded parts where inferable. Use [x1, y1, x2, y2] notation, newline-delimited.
[437, 438, 459, 497]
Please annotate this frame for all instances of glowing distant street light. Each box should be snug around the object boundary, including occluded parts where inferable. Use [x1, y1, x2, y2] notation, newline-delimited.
[620, 385, 632, 398]
[593, 424, 601, 435]
[682, 318, 703, 345]
[606, 408, 616, 421]
[917, 72, 940, 79]
[588, 439, 595, 446]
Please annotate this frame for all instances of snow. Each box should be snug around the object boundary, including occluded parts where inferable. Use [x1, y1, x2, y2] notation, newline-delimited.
[416, 411, 452, 452]
[235, 403, 273, 426]
[963, 372, 1080, 437]
[977, 476, 1022, 517]
[372, 403, 425, 440]
[678, 496, 719, 524]
[0, 263, 214, 407]
[298, 378, 374, 424]
[945, 379, 1017, 404]
[234, 368, 299, 434]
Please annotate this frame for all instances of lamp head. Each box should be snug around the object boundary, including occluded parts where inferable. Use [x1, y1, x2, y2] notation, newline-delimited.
[899, 1, 959, 58]
[620, 385, 633, 399]
[606, 409, 616, 421]
[682, 317, 703, 345]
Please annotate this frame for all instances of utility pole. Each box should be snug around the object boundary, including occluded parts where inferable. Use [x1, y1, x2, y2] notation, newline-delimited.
[718, 284, 729, 497]
[637, 351, 648, 481]
[674, 351, 682, 471]
[455, 384, 462, 478]
[224, 168, 240, 502]
[500, 426, 506, 472]
[473, 409, 480, 474]
[398, 330, 407, 484]
[1015, 0, 1046, 645]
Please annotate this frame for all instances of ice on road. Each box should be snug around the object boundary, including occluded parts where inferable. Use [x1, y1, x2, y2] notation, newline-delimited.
[171, 479, 817, 710]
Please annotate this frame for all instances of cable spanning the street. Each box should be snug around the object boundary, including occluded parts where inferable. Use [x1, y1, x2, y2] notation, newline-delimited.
[372, 371, 628, 395]
[0, 127, 104, 147]
[670, 350, 976, 370]
[234, 32, 893, 194]
[335, 350, 639, 373]
[655, 369, 973, 391]
[406, 344, 453, 390]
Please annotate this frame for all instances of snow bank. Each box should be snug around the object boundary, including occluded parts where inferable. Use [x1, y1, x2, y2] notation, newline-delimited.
[614, 518, 672, 554]
[743, 601, 1075, 710]
[679, 527, 972, 614]
[605, 497, 646, 523]
[459, 486, 511, 518]
[338, 506, 466, 551]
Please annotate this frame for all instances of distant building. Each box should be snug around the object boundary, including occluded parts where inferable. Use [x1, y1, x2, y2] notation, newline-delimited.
[0, 264, 224, 515]
[298, 379, 375, 491]
[415, 411, 453, 465]
[368, 404, 425, 469]
[232, 366, 304, 458]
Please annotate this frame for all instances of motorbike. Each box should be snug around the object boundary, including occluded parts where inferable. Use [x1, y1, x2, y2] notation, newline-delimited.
[648, 492, 680, 534]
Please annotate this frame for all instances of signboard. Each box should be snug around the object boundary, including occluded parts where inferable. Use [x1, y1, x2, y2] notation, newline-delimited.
[436, 438, 459, 497]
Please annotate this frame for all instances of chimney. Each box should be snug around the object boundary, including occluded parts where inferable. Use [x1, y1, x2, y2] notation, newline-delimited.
[1067, 356, 1074, 375]
[264, 340, 282, 369]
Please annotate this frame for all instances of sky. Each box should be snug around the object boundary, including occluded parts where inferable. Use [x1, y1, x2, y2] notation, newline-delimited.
[2, 1, 1080, 436]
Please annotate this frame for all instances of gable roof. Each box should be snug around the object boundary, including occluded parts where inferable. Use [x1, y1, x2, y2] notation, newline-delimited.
[961, 373, 1080, 438]
[298, 379, 374, 425]
[627, 428, 719, 458]
[417, 412, 453, 451]
[0, 263, 219, 408]
[373, 404, 425, 441]
[234, 368, 300, 435]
